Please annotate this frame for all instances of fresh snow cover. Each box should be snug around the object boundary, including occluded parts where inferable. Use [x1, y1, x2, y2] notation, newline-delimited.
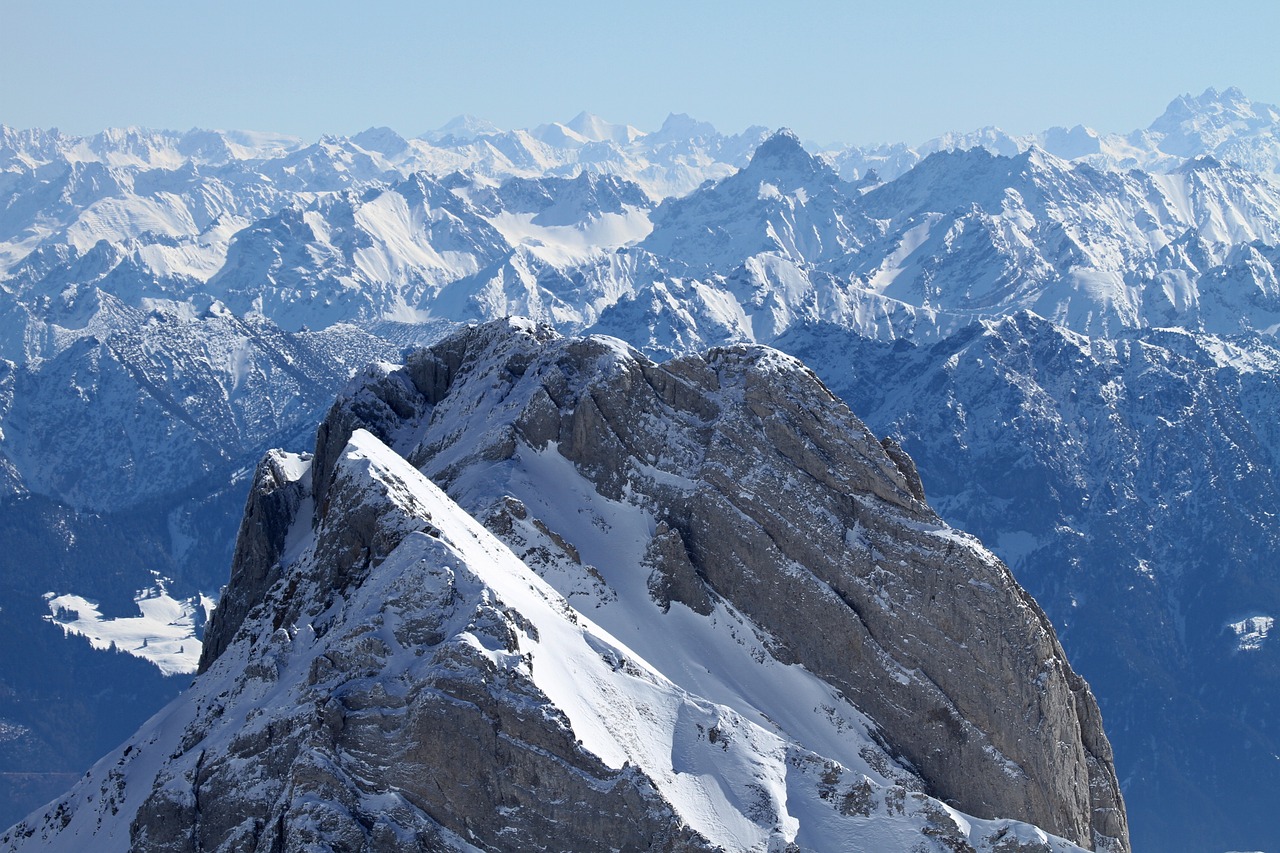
[485, 208, 653, 265]
[42, 573, 214, 676]
[1227, 615, 1275, 652]
[3, 430, 1090, 852]
[7, 91, 1280, 847]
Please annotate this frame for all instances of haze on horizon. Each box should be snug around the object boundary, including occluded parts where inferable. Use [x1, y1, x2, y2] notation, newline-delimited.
[2, 0, 1277, 147]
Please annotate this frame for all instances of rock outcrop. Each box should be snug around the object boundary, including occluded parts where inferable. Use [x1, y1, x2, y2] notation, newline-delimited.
[303, 318, 1129, 851]
[4, 319, 1128, 852]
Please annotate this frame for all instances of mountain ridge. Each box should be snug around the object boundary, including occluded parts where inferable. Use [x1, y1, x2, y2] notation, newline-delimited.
[4, 320, 1126, 851]
[3, 92, 1279, 847]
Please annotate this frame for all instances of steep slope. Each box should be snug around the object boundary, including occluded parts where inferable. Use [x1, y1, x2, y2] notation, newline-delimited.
[299, 319, 1127, 849]
[1143, 86, 1280, 174]
[7, 103, 1280, 846]
[852, 146, 1280, 336]
[0, 297, 400, 510]
[6, 321, 1125, 852]
[775, 314, 1280, 852]
[642, 129, 871, 274]
[2, 433, 1090, 853]
[0, 298, 411, 827]
[612, 141, 1280, 352]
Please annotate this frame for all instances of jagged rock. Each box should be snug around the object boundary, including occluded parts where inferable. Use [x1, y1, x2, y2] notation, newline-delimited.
[300, 319, 1129, 851]
[880, 436, 926, 503]
[644, 521, 714, 615]
[5, 320, 1127, 852]
[198, 450, 311, 672]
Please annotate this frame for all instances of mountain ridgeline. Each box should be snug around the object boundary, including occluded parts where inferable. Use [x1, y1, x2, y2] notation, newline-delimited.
[2, 89, 1280, 849]
[6, 320, 1126, 851]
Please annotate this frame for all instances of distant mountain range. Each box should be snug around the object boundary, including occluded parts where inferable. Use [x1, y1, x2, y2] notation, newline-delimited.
[1, 88, 1279, 850]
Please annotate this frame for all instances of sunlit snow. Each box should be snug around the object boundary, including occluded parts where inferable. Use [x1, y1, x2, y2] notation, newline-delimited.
[1226, 615, 1275, 652]
[43, 572, 215, 675]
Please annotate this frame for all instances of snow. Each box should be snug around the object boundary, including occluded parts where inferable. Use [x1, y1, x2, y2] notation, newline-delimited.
[331, 431, 1090, 851]
[25, 99, 1280, 847]
[486, 208, 653, 266]
[4, 427, 1092, 852]
[42, 572, 212, 675]
[1227, 615, 1275, 652]
[340, 433, 835, 848]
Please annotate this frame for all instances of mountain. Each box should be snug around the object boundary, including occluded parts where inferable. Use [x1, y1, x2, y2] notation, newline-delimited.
[0, 304, 408, 830]
[1144, 86, 1280, 171]
[774, 314, 1280, 852]
[4, 321, 1126, 851]
[641, 130, 870, 274]
[851, 146, 1280, 337]
[4, 94, 1280, 846]
[828, 87, 1280, 183]
[600, 139, 1280, 354]
[418, 114, 504, 143]
[0, 301, 400, 510]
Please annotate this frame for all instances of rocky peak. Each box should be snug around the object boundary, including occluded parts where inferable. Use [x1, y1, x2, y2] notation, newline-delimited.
[744, 129, 836, 189]
[420, 114, 503, 144]
[1149, 87, 1280, 159]
[651, 112, 721, 144]
[350, 126, 409, 158]
[1151, 87, 1264, 132]
[306, 318, 1129, 850]
[9, 318, 1129, 852]
[642, 131, 866, 271]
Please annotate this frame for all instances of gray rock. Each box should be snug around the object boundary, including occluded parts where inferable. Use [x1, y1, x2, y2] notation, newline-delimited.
[309, 319, 1129, 852]
[136, 438, 717, 853]
[198, 449, 311, 673]
[23, 318, 1124, 853]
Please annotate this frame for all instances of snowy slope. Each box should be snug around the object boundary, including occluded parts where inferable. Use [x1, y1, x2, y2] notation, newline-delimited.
[280, 320, 1128, 849]
[6, 95, 1280, 360]
[2, 429, 1093, 852]
[42, 574, 214, 676]
[5, 92, 1280, 846]
[623, 142, 1280, 347]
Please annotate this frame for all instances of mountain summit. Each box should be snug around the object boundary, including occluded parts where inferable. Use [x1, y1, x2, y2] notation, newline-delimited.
[8, 97, 1278, 846]
[743, 129, 835, 188]
[4, 320, 1128, 852]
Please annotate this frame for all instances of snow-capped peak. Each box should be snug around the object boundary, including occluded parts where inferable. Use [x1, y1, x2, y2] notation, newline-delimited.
[420, 114, 504, 143]
[744, 128, 835, 187]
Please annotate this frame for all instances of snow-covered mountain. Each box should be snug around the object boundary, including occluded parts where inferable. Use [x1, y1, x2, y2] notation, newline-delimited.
[829, 87, 1280, 183]
[3, 321, 1126, 851]
[4, 91, 1280, 848]
[614, 137, 1280, 348]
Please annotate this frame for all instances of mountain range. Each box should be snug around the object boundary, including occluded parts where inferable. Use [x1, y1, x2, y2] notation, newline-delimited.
[2, 87, 1279, 850]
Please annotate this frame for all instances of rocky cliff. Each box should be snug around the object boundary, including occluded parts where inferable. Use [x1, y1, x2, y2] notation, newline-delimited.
[3, 319, 1128, 852]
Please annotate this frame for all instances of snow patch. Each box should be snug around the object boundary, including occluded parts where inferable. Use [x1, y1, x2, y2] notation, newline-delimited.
[1226, 615, 1274, 652]
[43, 573, 214, 675]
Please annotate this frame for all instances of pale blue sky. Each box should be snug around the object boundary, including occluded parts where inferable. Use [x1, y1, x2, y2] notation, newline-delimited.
[2, 0, 1277, 145]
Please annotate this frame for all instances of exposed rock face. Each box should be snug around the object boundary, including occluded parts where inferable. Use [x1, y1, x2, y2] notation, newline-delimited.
[303, 319, 1128, 851]
[141, 445, 713, 853]
[775, 313, 1280, 852]
[10, 435, 719, 852]
[197, 449, 312, 672]
[5, 319, 1128, 852]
